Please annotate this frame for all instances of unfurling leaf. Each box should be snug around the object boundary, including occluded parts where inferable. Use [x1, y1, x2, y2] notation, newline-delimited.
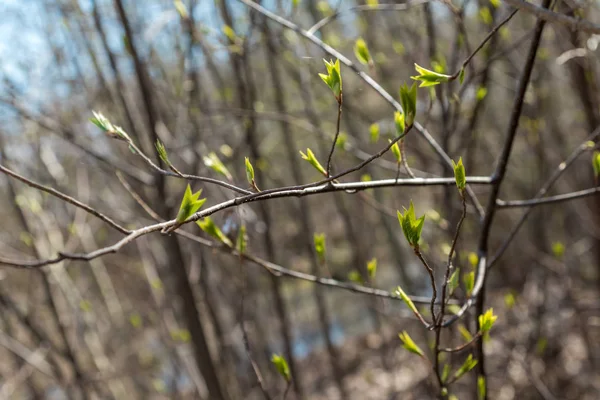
[173, 0, 188, 18]
[394, 286, 419, 316]
[478, 376, 486, 400]
[176, 184, 206, 223]
[399, 83, 417, 127]
[398, 331, 425, 357]
[453, 354, 478, 381]
[458, 324, 473, 342]
[367, 258, 377, 278]
[348, 270, 363, 284]
[463, 271, 475, 297]
[394, 111, 405, 135]
[245, 157, 255, 186]
[459, 68, 466, 84]
[314, 233, 326, 263]
[90, 111, 130, 141]
[476, 86, 488, 101]
[271, 354, 291, 382]
[354, 37, 371, 65]
[478, 308, 498, 333]
[551, 241, 565, 258]
[197, 217, 233, 247]
[397, 201, 425, 248]
[592, 151, 600, 179]
[448, 268, 460, 295]
[300, 148, 327, 176]
[451, 157, 466, 191]
[369, 123, 380, 143]
[390, 139, 401, 163]
[412, 64, 452, 87]
[468, 252, 479, 268]
[203, 152, 233, 181]
[319, 59, 342, 99]
[155, 140, 170, 165]
[441, 363, 451, 382]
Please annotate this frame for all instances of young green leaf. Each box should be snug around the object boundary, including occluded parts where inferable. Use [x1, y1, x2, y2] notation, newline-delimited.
[244, 157, 258, 191]
[412, 64, 452, 87]
[479, 7, 493, 25]
[468, 252, 479, 268]
[592, 151, 600, 179]
[174, 0, 188, 18]
[399, 83, 417, 127]
[463, 271, 475, 297]
[314, 233, 326, 263]
[478, 376, 486, 400]
[336, 132, 348, 149]
[197, 217, 233, 247]
[369, 123, 380, 143]
[176, 184, 206, 224]
[271, 354, 291, 382]
[348, 270, 364, 284]
[476, 86, 488, 101]
[478, 308, 498, 333]
[367, 258, 377, 279]
[453, 354, 478, 381]
[90, 111, 130, 141]
[451, 157, 466, 191]
[441, 363, 451, 383]
[222, 25, 236, 42]
[319, 59, 342, 99]
[354, 37, 371, 65]
[448, 268, 460, 295]
[155, 140, 170, 165]
[300, 148, 327, 176]
[398, 331, 425, 357]
[552, 241, 565, 258]
[394, 111, 405, 135]
[397, 201, 426, 248]
[390, 139, 401, 163]
[203, 152, 233, 181]
[394, 286, 419, 316]
[459, 67, 466, 84]
[504, 291, 516, 309]
[458, 324, 473, 342]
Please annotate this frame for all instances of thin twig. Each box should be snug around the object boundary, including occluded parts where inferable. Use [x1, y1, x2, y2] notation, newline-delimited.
[125, 140, 251, 195]
[414, 248, 437, 325]
[326, 98, 343, 177]
[450, 9, 519, 80]
[496, 187, 600, 208]
[400, 139, 416, 178]
[439, 332, 482, 353]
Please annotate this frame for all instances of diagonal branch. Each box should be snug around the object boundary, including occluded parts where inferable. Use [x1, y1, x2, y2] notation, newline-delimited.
[0, 164, 131, 234]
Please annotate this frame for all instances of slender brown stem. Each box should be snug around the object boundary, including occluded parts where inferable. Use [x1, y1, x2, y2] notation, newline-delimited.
[326, 97, 343, 177]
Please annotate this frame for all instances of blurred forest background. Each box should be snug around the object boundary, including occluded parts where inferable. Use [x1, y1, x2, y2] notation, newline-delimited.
[0, 0, 599, 399]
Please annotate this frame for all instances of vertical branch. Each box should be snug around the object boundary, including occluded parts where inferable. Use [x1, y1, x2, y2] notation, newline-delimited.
[474, 1, 551, 397]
